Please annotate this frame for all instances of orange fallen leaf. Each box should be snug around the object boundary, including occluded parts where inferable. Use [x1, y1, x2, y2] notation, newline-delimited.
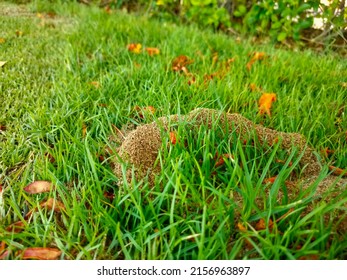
[0, 250, 10, 260]
[40, 198, 65, 212]
[237, 222, 247, 232]
[275, 159, 293, 166]
[89, 81, 100, 88]
[169, 131, 177, 145]
[0, 241, 5, 253]
[145, 47, 160, 56]
[24, 180, 53, 194]
[329, 166, 347, 177]
[6, 220, 26, 233]
[44, 152, 56, 163]
[255, 218, 273, 231]
[259, 93, 276, 116]
[21, 247, 62, 260]
[214, 153, 234, 168]
[0, 184, 3, 193]
[172, 55, 193, 74]
[127, 43, 142, 54]
[187, 75, 196, 85]
[103, 191, 115, 201]
[321, 148, 334, 157]
[134, 106, 156, 118]
[263, 176, 277, 184]
[246, 52, 266, 71]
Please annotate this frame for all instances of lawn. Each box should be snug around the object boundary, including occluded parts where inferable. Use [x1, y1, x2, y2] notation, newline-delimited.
[0, 1, 347, 260]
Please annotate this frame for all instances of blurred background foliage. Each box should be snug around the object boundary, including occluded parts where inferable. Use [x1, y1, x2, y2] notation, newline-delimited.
[9, 0, 347, 48]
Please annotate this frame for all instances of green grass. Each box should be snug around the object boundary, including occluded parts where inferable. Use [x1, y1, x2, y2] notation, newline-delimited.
[1, 1, 347, 260]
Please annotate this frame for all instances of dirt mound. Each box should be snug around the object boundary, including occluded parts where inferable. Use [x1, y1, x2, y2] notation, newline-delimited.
[112, 108, 347, 231]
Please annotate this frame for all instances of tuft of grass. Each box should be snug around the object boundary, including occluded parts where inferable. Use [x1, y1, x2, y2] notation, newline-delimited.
[0, 1, 347, 259]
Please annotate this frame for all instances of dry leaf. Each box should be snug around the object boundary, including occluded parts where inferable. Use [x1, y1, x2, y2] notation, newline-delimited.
[24, 180, 53, 194]
[172, 55, 193, 73]
[169, 131, 177, 145]
[255, 218, 273, 231]
[0, 124, 6, 131]
[263, 176, 277, 184]
[275, 159, 293, 166]
[0, 250, 10, 260]
[329, 166, 347, 177]
[40, 198, 65, 212]
[103, 191, 115, 201]
[0, 184, 3, 193]
[0, 38, 5, 44]
[6, 220, 26, 233]
[214, 153, 234, 168]
[134, 106, 155, 118]
[321, 148, 334, 157]
[127, 43, 142, 54]
[145, 47, 160, 56]
[259, 93, 276, 116]
[21, 247, 62, 260]
[89, 81, 100, 88]
[0, 61, 7, 68]
[246, 51, 266, 71]
[237, 222, 247, 232]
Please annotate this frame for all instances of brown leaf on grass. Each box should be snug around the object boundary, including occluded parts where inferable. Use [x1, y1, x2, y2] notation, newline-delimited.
[255, 218, 273, 231]
[0, 184, 3, 193]
[258, 93, 276, 116]
[0, 241, 5, 253]
[214, 153, 234, 168]
[0, 250, 10, 260]
[44, 152, 56, 163]
[6, 220, 26, 233]
[145, 47, 160, 56]
[169, 131, 177, 145]
[89, 81, 100, 88]
[40, 198, 65, 212]
[246, 52, 266, 71]
[0, 124, 6, 131]
[21, 247, 62, 260]
[0, 61, 7, 68]
[321, 148, 334, 157]
[263, 176, 277, 184]
[172, 55, 193, 74]
[103, 191, 115, 201]
[237, 222, 247, 232]
[187, 75, 196, 85]
[299, 255, 319, 260]
[127, 43, 142, 54]
[329, 166, 347, 177]
[275, 159, 293, 166]
[24, 180, 53, 194]
[134, 106, 156, 119]
[15, 30, 23, 37]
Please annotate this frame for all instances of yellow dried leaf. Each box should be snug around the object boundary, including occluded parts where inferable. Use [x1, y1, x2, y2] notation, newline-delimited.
[0, 61, 7, 68]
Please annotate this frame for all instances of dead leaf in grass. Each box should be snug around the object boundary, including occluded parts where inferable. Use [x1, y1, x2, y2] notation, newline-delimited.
[82, 123, 87, 138]
[169, 131, 177, 145]
[89, 81, 100, 88]
[259, 93, 276, 116]
[145, 47, 160, 56]
[15, 30, 23, 37]
[329, 166, 347, 177]
[127, 43, 142, 54]
[24, 180, 53, 194]
[0, 61, 7, 68]
[21, 247, 62, 260]
[255, 218, 273, 231]
[103, 191, 115, 201]
[134, 106, 155, 119]
[6, 220, 26, 233]
[40, 198, 65, 212]
[263, 176, 277, 184]
[246, 51, 266, 71]
[0, 124, 6, 131]
[0, 38, 5, 44]
[0, 250, 10, 260]
[172, 55, 193, 74]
